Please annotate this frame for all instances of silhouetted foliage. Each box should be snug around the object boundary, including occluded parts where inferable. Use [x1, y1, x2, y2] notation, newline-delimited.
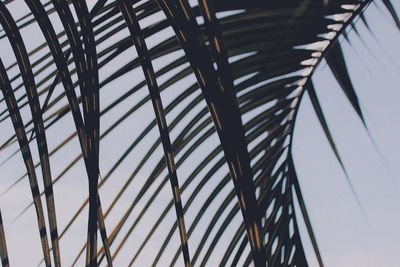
[0, 0, 398, 266]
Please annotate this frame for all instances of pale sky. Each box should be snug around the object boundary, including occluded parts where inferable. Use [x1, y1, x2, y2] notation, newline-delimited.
[293, 2, 400, 266]
[0, 1, 399, 267]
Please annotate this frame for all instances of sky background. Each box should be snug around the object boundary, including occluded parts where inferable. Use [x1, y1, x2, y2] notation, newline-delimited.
[293, 2, 400, 266]
[0, 1, 399, 266]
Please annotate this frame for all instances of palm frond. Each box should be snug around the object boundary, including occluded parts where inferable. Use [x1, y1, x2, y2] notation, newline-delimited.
[0, 0, 398, 266]
[0, 207, 9, 267]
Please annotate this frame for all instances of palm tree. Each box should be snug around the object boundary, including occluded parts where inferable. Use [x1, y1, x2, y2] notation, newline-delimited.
[0, 0, 398, 266]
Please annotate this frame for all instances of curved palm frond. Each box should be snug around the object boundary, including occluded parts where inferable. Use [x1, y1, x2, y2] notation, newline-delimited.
[0, 0, 398, 266]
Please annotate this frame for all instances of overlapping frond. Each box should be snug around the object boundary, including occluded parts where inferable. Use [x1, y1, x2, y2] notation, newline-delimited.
[0, 0, 398, 266]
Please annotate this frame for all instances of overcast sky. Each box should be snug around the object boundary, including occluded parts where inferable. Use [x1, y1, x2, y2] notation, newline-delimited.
[0, 1, 399, 267]
[293, 2, 400, 266]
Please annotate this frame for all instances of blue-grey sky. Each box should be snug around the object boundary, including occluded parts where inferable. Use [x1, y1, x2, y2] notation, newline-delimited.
[0, 1, 399, 267]
[293, 2, 400, 266]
